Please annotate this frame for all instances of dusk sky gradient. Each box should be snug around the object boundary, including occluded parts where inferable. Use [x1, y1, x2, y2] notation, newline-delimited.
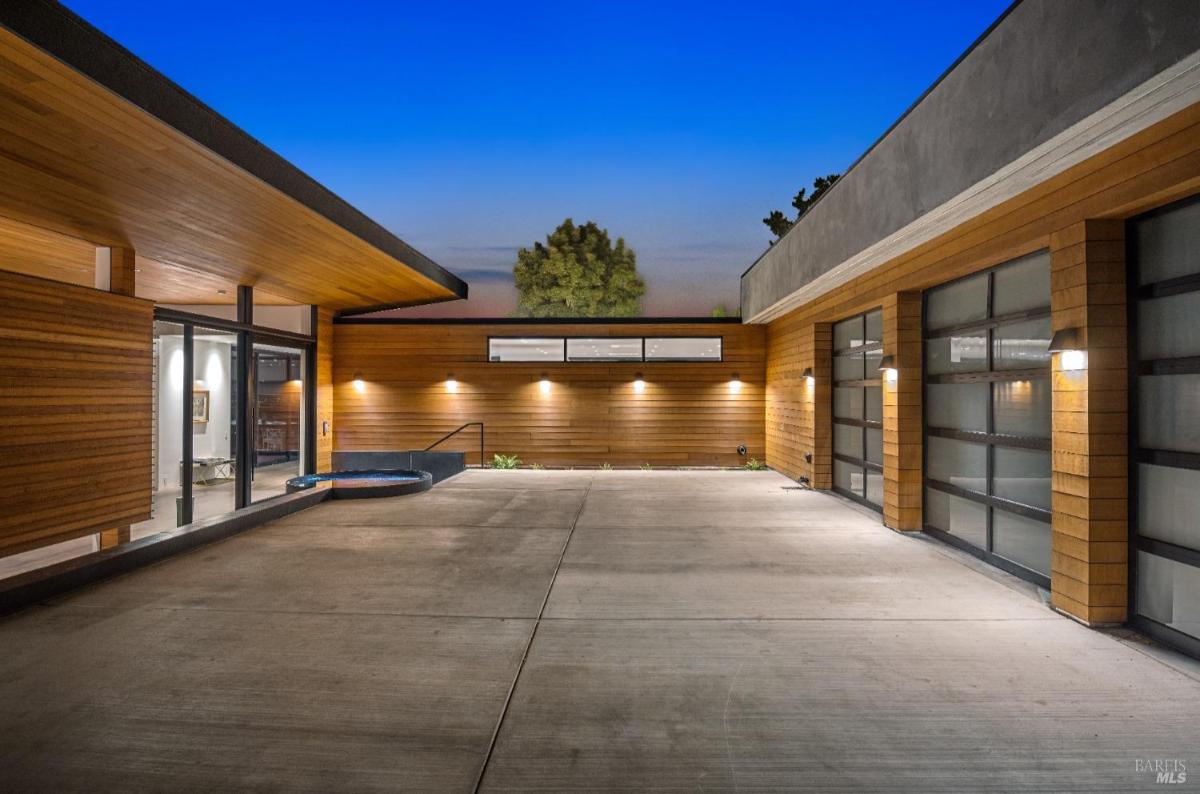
[65, 0, 1012, 316]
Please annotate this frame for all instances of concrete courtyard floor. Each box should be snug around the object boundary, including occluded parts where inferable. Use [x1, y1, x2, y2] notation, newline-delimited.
[1, 469, 1198, 792]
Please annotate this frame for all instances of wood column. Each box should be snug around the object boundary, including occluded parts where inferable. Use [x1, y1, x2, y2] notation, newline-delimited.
[316, 307, 335, 472]
[94, 245, 136, 297]
[1049, 219, 1128, 625]
[99, 527, 131, 549]
[882, 292, 923, 531]
[804, 322, 832, 489]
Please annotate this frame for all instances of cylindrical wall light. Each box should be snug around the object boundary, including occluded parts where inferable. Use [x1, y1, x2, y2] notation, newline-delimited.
[1049, 327, 1087, 371]
[633, 374, 646, 394]
[352, 371, 366, 393]
[538, 374, 552, 395]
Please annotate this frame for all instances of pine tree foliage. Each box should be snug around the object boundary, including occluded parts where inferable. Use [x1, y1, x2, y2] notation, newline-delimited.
[513, 219, 645, 317]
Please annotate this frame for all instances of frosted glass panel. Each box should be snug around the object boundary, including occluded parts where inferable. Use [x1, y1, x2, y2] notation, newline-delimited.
[993, 380, 1051, 438]
[834, 353, 864, 381]
[926, 488, 987, 549]
[1134, 199, 1200, 286]
[993, 317, 1052, 370]
[833, 387, 863, 420]
[1138, 464, 1200, 552]
[865, 387, 882, 423]
[993, 509, 1050, 577]
[644, 338, 721, 360]
[489, 338, 564, 362]
[926, 333, 987, 374]
[1139, 374, 1200, 454]
[864, 311, 883, 346]
[926, 436, 986, 493]
[927, 273, 988, 329]
[926, 383, 988, 431]
[992, 251, 1050, 315]
[994, 447, 1051, 511]
[1138, 291, 1200, 360]
[833, 316, 864, 350]
[833, 423, 861, 458]
[865, 428, 883, 465]
[566, 338, 642, 361]
[1137, 552, 1200, 642]
[834, 459, 864, 496]
[866, 472, 884, 507]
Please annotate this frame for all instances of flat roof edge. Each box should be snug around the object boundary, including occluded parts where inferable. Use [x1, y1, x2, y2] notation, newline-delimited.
[0, 0, 467, 301]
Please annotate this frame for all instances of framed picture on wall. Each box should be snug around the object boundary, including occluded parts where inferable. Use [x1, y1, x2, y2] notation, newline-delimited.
[192, 389, 209, 423]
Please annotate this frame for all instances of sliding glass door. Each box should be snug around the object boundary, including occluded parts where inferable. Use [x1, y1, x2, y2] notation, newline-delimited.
[251, 341, 307, 503]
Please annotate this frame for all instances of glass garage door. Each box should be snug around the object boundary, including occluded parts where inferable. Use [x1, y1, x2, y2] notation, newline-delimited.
[832, 310, 884, 511]
[1130, 196, 1200, 653]
[922, 252, 1053, 587]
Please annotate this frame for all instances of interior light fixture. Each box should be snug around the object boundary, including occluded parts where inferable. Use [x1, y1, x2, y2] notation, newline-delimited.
[633, 374, 646, 394]
[352, 371, 366, 393]
[446, 374, 459, 393]
[878, 355, 898, 383]
[539, 374, 552, 395]
[729, 374, 742, 394]
[1049, 327, 1087, 371]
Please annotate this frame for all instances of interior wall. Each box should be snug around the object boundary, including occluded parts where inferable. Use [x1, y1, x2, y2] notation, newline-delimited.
[333, 322, 765, 468]
[0, 269, 153, 556]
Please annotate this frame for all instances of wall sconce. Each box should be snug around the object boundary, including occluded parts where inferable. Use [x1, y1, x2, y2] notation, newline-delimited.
[352, 371, 365, 393]
[538, 374, 552, 395]
[633, 374, 646, 394]
[729, 374, 742, 394]
[801, 367, 814, 387]
[445, 374, 459, 393]
[878, 355, 898, 384]
[1049, 327, 1087, 371]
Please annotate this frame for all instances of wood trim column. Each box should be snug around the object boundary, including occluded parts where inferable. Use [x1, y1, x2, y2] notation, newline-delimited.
[316, 307, 334, 472]
[1049, 219, 1128, 625]
[882, 292, 923, 530]
[804, 322, 832, 488]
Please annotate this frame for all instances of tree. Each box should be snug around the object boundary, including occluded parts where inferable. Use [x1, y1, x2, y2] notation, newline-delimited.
[514, 219, 645, 317]
[762, 173, 841, 243]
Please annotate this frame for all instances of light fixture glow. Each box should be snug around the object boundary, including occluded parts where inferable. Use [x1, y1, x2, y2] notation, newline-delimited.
[1060, 350, 1087, 371]
[801, 367, 814, 387]
[878, 355, 898, 384]
[352, 371, 366, 393]
[633, 375, 646, 394]
[729, 374, 742, 394]
[538, 375, 552, 395]
[446, 375, 459, 393]
[1049, 328, 1087, 372]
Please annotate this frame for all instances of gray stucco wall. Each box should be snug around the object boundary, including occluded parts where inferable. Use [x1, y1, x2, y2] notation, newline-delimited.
[741, 0, 1200, 320]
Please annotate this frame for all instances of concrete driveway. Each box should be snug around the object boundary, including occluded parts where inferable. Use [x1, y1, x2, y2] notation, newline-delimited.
[0, 470, 1197, 792]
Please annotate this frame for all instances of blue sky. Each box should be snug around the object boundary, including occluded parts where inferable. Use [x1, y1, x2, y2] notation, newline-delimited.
[66, 0, 1011, 316]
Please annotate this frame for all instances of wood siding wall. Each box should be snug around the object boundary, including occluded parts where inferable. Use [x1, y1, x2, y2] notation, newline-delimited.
[763, 103, 1200, 621]
[333, 322, 765, 467]
[0, 269, 153, 556]
[315, 307, 334, 472]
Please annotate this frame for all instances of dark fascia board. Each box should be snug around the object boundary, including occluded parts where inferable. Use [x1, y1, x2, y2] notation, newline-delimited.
[740, 0, 1024, 280]
[0, 0, 467, 302]
[334, 315, 746, 325]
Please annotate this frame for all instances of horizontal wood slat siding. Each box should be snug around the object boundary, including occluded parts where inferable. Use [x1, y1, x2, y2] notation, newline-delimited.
[333, 323, 765, 467]
[0, 269, 153, 555]
[316, 307, 334, 472]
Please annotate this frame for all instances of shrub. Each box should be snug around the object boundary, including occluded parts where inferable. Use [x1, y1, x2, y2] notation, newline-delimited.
[491, 453, 521, 469]
[599, 462, 614, 471]
[743, 458, 767, 471]
[640, 463, 653, 470]
[529, 462, 545, 470]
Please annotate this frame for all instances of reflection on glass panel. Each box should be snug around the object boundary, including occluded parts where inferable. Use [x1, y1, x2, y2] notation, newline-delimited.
[1138, 463, 1200, 552]
[833, 422, 861, 458]
[866, 471, 884, 507]
[1138, 291, 1200, 361]
[926, 436, 986, 493]
[833, 316, 864, 350]
[191, 327, 238, 523]
[926, 272, 988, 329]
[1137, 551, 1200, 641]
[834, 459, 864, 496]
[926, 383, 988, 431]
[926, 488, 987, 549]
[993, 317, 1052, 370]
[925, 333, 987, 374]
[994, 448, 1051, 511]
[993, 380, 1051, 438]
[1139, 374, 1200, 454]
[834, 353, 864, 381]
[252, 342, 305, 504]
[1134, 198, 1200, 286]
[993, 509, 1050, 577]
[489, 338, 564, 362]
[864, 350, 882, 375]
[833, 387, 863, 420]
[644, 337, 721, 360]
[864, 310, 883, 346]
[865, 387, 882, 423]
[992, 251, 1051, 315]
[865, 427, 883, 465]
[566, 338, 642, 361]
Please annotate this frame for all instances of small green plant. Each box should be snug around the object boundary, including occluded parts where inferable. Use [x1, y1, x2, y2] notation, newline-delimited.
[491, 453, 521, 469]
[599, 462, 614, 471]
[743, 457, 767, 471]
[640, 462, 653, 471]
[529, 462, 545, 470]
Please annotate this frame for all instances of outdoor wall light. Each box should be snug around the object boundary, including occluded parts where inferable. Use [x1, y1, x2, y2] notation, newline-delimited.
[352, 371, 366, 393]
[801, 367, 814, 386]
[1049, 327, 1087, 371]
[878, 355, 898, 384]
[729, 374, 742, 394]
[633, 375, 646, 394]
[445, 375, 459, 393]
[538, 375, 552, 395]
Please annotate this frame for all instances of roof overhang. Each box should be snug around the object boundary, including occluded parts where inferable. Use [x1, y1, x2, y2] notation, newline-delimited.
[0, 0, 467, 313]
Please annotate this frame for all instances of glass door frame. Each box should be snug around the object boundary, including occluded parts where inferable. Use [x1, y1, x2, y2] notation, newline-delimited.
[155, 301, 317, 523]
[831, 308, 884, 513]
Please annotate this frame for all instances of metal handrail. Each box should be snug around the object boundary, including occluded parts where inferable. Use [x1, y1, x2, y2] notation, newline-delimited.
[424, 422, 485, 468]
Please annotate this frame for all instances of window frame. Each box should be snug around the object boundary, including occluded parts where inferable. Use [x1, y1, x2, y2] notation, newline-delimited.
[485, 335, 724, 363]
[831, 309, 884, 513]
